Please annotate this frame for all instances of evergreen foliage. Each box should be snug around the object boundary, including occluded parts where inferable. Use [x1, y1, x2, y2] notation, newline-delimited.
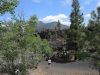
[66, 0, 85, 60]
[87, 7, 100, 74]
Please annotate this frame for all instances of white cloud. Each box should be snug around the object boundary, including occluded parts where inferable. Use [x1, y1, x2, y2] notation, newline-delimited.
[40, 14, 70, 25]
[62, 0, 72, 6]
[84, 13, 91, 18]
[32, 0, 41, 3]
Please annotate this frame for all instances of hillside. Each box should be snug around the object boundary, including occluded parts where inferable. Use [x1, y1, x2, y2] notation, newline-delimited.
[36, 21, 69, 31]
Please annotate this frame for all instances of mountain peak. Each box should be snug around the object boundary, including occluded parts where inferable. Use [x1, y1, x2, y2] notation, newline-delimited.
[36, 21, 69, 31]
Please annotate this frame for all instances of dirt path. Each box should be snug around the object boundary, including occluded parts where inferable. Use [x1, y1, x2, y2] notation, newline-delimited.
[1, 61, 99, 75]
[29, 67, 47, 75]
[29, 61, 99, 75]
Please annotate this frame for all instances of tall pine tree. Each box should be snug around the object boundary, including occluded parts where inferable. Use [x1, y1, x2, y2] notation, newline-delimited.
[88, 7, 100, 75]
[66, 0, 85, 60]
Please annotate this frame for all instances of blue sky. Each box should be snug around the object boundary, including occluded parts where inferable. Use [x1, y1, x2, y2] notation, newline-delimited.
[0, 0, 100, 25]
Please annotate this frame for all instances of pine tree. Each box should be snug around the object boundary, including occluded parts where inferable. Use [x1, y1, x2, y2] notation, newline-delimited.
[88, 7, 100, 75]
[70, 0, 84, 29]
[57, 20, 61, 31]
[66, 0, 85, 60]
